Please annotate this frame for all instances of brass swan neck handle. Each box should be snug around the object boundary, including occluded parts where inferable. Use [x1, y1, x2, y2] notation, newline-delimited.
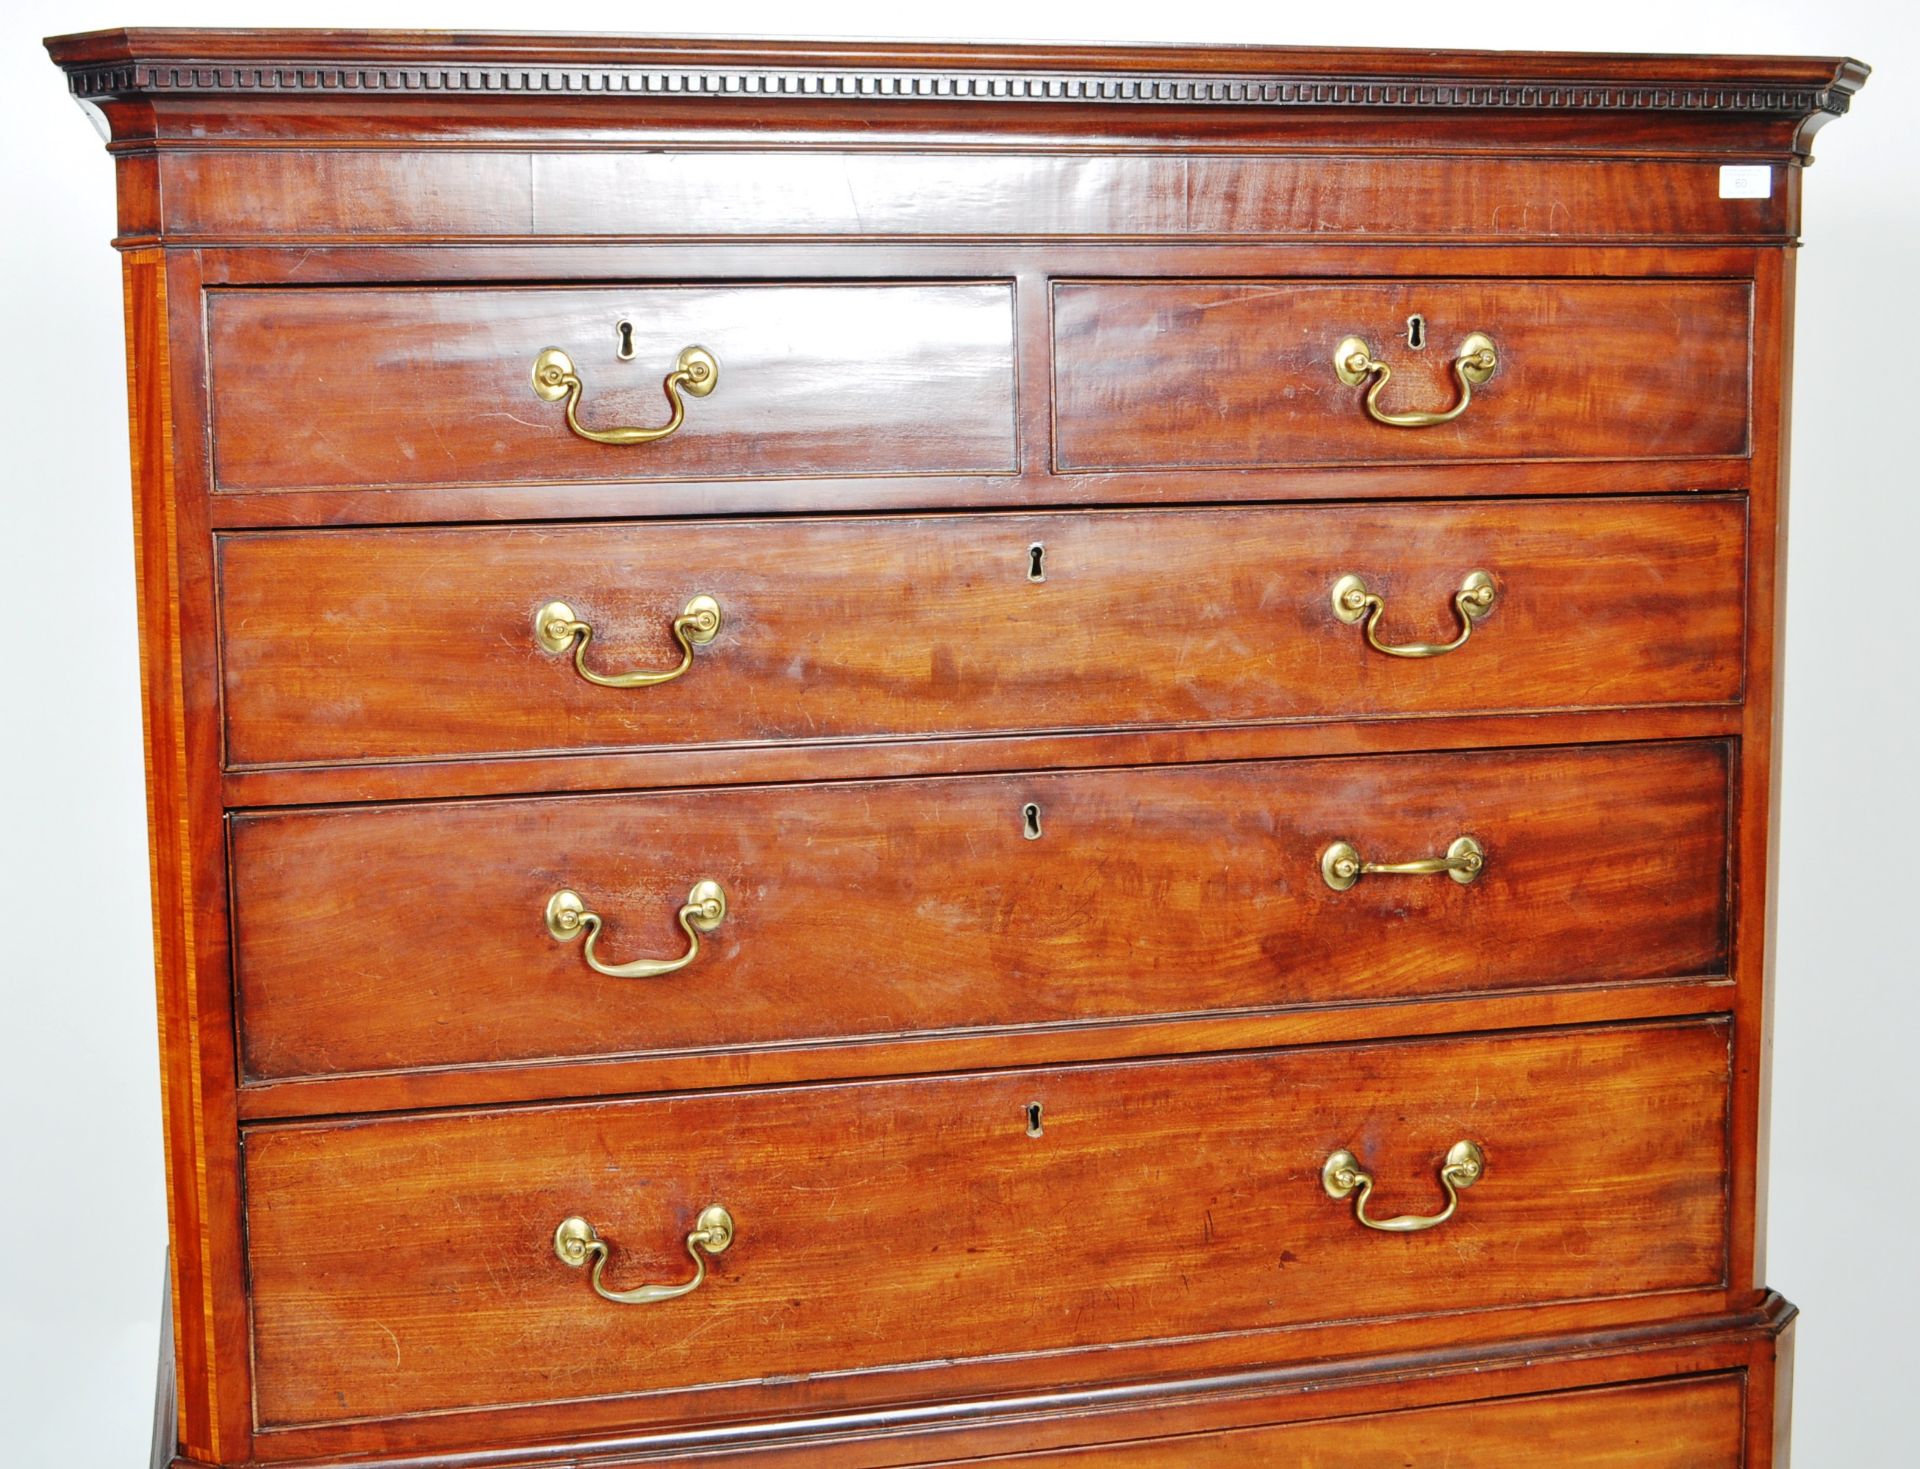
[1322, 1141, 1485, 1233]
[1331, 571, 1495, 659]
[545, 882, 728, 980]
[1321, 836, 1485, 892]
[535, 596, 722, 689]
[1334, 332, 1497, 428]
[532, 344, 718, 445]
[553, 1206, 734, 1305]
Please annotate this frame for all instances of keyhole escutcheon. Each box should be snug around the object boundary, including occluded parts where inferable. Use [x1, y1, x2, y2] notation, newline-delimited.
[615, 319, 637, 360]
[1025, 1102, 1045, 1137]
[1022, 803, 1043, 840]
[1027, 543, 1047, 583]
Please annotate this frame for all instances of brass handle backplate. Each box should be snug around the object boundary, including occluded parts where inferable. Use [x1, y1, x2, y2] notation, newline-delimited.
[1332, 571, 1494, 658]
[532, 344, 718, 445]
[1322, 1140, 1485, 1233]
[546, 881, 728, 979]
[554, 1205, 733, 1305]
[535, 595, 721, 688]
[1334, 332, 1497, 427]
[1321, 835, 1485, 892]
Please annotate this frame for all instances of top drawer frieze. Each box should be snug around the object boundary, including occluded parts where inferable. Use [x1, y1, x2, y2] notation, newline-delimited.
[206, 283, 1019, 493]
[142, 151, 1800, 245]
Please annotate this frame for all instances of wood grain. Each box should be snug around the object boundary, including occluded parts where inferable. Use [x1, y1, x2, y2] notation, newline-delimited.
[191, 242, 1764, 532]
[243, 1019, 1731, 1428]
[230, 741, 1730, 1081]
[207, 284, 1018, 493]
[160, 150, 1804, 246]
[1054, 279, 1751, 469]
[45, 26, 1868, 1469]
[161, 1323, 1791, 1468]
[215, 497, 1747, 769]
[226, 1301, 1797, 1465]
[938, 1375, 1744, 1467]
[121, 249, 259, 1465]
[235, 980, 1735, 1124]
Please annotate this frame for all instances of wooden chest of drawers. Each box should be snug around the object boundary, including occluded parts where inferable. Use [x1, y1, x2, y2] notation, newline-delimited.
[47, 28, 1867, 1468]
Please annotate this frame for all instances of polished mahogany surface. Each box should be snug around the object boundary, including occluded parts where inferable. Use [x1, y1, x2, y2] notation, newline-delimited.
[214, 498, 1746, 767]
[44, 25, 1863, 1469]
[230, 742, 1730, 1082]
[245, 1021, 1730, 1427]
[919, 1376, 1748, 1468]
[1053, 279, 1752, 469]
[208, 284, 1019, 492]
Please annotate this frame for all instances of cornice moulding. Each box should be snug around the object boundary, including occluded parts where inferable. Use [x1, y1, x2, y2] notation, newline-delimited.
[60, 63, 1863, 120]
[45, 29, 1867, 125]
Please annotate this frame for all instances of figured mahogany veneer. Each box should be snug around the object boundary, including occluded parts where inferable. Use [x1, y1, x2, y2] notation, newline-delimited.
[215, 497, 1746, 768]
[1053, 279, 1752, 469]
[229, 741, 1729, 1082]
[122, 151, 1818, 246]
[244, 1020, 1730, 1429]
[47, 26, 1862, 1469]
[207, 284, 1019, 493]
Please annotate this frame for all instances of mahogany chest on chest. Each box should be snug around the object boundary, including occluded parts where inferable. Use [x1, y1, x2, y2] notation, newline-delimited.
[46, 28, 1868, 1468]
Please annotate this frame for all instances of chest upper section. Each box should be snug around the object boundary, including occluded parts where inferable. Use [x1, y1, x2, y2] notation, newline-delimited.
[47, 31, 1865, 248]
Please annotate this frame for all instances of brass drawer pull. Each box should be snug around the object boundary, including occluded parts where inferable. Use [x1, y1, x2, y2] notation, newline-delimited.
[1331, 570, 1494, 658]
[545, 881, 728, 979]
[553, 1205, 734, 1305]
[1321, 835, 1484, 891]
[531, 343, 719, 445]
[535, 595, 721, 688]
[1333, 332, 1497, 427]
[1322, 1141, 1485, 1233]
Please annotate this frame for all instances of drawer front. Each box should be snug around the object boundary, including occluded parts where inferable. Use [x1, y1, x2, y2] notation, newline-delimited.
[207, 284, 1018, 491]
[232, 742, 1729, 1081]
[936, 1376, 1745, 1467]
[245, 1020, 1731, 1426]
[216, 497, 1745, 768]
[1053, 280, 1751, 470]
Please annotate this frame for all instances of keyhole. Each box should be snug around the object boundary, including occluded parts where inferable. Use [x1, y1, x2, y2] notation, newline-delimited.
[1022, 803, 1043, 840]
[616, 320, 637, 361]
[1027, 542, 1047, 583]
[1406, 314, 1427, 350]
[1025, 1102, 1045, 1137]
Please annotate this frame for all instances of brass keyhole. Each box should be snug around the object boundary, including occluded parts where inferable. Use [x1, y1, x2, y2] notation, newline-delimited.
[1022, 803, 1043, 840]
[1025, 1102, 1045, 1137]
[616, 320, 637, 361]
[1406, 314, 1427, 350]
[1027, 542, 1047, 583]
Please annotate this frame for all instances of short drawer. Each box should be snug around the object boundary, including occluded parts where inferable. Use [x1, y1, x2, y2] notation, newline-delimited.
[215, 496, 1746, 768]
[231, 742, 1729, 1082]
[1052, 279, 1751, 470]
[206, 283, 1018, 492]
[244, 1019, 1731, 1427]
[932, 1376, 1745, 1467]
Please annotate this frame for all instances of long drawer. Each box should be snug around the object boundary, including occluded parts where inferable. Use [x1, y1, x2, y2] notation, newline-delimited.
[206, 283, 1020, 492]
[215, 497, 1746, 768]
[243, 1019, 1731, 1428]
[231, 741, 1729, 1082]
[933, 1376, 1746, 1467]
[1053, 279, 1752, 470]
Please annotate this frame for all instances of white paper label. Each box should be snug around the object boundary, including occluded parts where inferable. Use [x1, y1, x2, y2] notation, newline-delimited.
[1719, 165, 1774, 200]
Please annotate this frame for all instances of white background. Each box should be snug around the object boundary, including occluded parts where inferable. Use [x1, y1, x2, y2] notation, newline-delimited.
[2, 2, 1913, 1464]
